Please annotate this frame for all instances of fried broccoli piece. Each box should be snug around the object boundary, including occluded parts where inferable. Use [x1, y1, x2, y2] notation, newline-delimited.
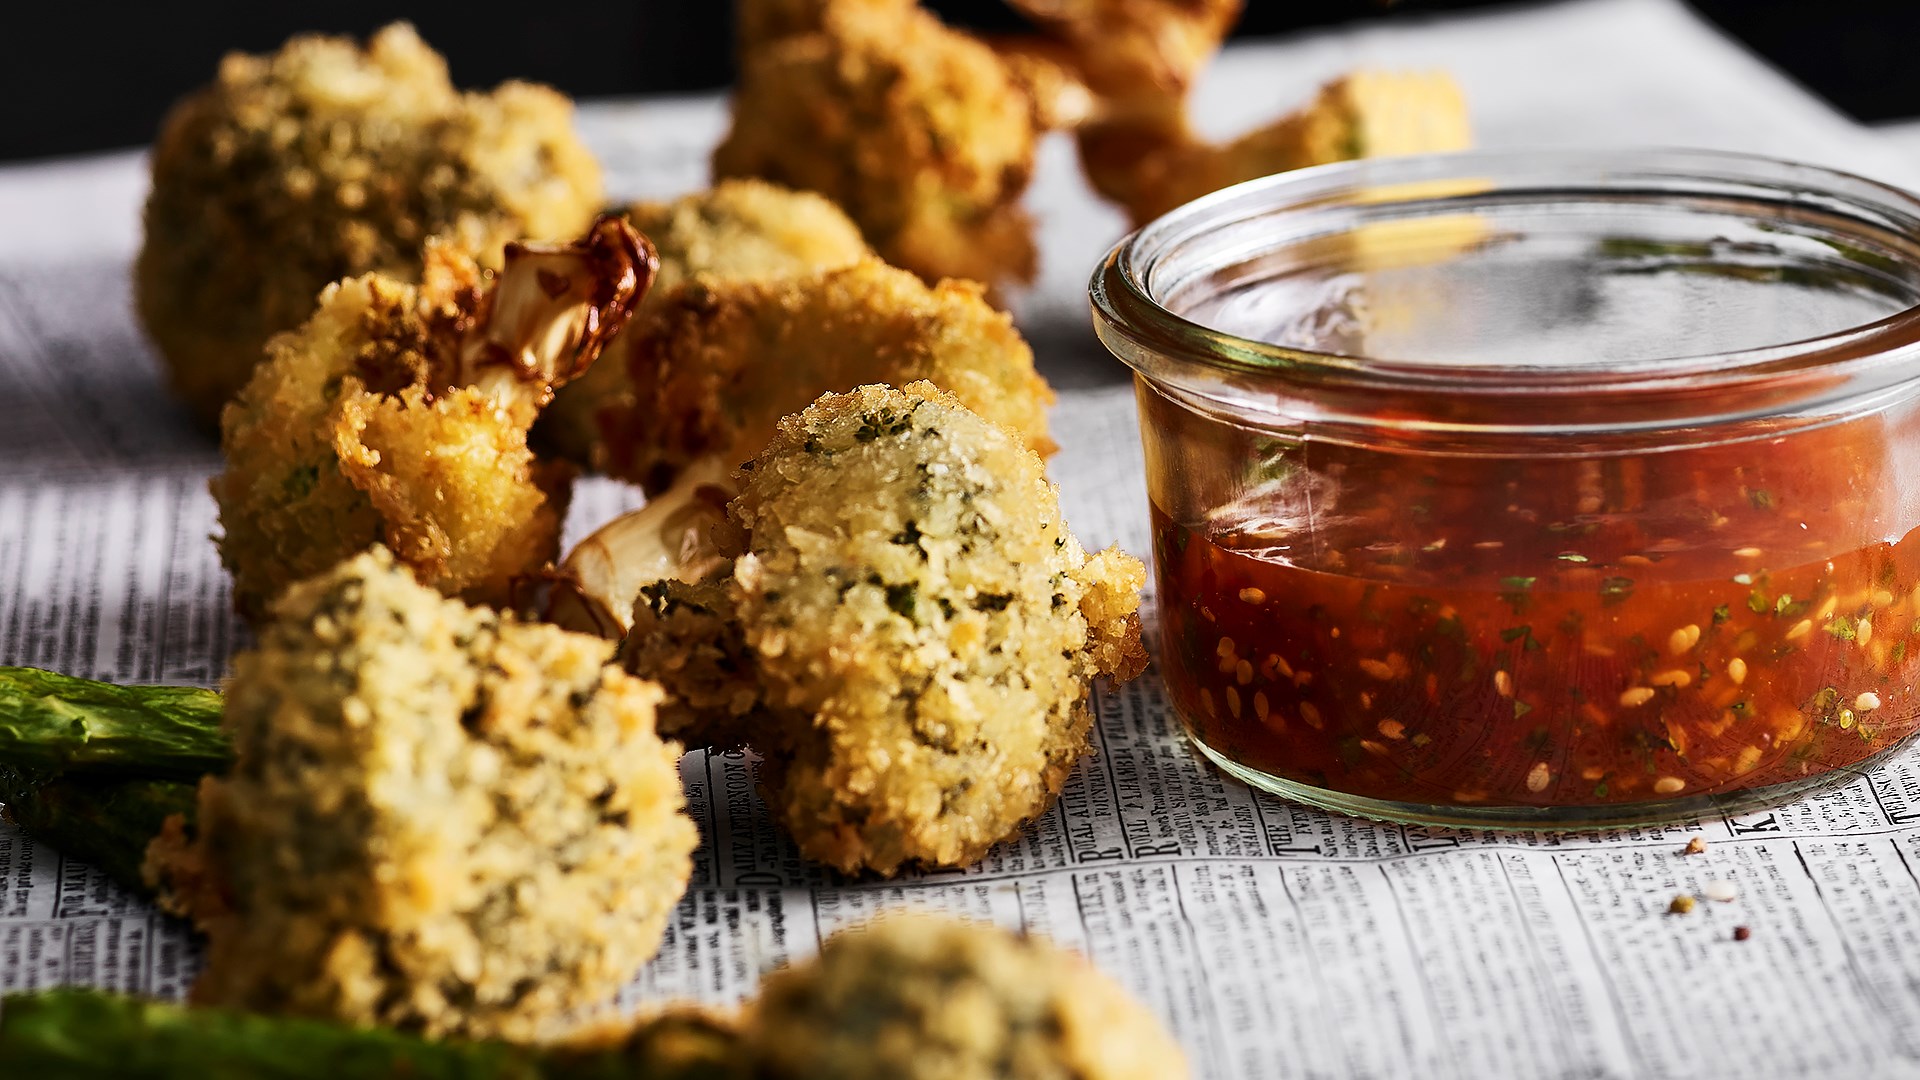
[1005, 0, 1242, 102]
[749, 916, 1189, 1080]
[539, 179, 872, 470]
[714, 3, 1039, 288]
[1081, 70, 1474, 225]
[625, 384, 1145, 875]
[158, 547, 696, 1042]
[137, 23, 603, 427]
[622, 575, 767, 752]
[600, 257, 1055, 496]
[212, 215, 652, 623]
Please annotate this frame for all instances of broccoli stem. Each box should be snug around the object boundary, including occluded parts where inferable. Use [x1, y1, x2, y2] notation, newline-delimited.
[0, 667, 231, 779]
[0, 769, 197, 897]
[545, 458, 735, 639]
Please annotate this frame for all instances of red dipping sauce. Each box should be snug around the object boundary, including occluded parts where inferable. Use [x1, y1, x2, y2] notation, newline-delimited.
[1095, 149, 1920, 826]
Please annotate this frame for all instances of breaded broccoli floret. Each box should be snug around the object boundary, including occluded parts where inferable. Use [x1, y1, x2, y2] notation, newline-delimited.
[601, 258, 1055, 495]
[625, 384, 1145, 875]
[540, 179, 872, 469]
[749, 916, 1189, 1080]
[137, 23, 603, 426]
[623, 575, 767, 752]
[1005, 0, 1242, 102]
[164, 547, 696, 1041]
[713, 3, 1038, 288]
[212, 216, 652, 622]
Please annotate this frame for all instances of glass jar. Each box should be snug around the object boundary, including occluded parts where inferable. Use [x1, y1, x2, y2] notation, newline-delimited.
[1092, 148, 1920, 828]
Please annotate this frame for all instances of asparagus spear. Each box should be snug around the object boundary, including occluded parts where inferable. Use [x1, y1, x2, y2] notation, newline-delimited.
[0, 989, 559, 1078]
[0, 768, 197, 895]
[0, 989, 751, 1080]
[0, 667, 226, 901]
[0, 667, 230, 778]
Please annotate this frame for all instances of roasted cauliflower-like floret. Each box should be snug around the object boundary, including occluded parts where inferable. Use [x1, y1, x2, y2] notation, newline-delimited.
[212, 216, 651, 622]
[539, 179, 872, 470]
[602, 257, 1054, 495]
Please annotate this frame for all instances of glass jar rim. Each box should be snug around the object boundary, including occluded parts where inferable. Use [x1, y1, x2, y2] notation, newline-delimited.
[1091, 147, 1920, 433]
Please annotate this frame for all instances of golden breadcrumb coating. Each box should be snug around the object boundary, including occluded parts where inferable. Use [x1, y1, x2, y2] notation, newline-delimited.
[987, 35, 1097, 132]
[1006, 0, 1242, 101]
[625, 384, 1145, 875]
[137, 23, 602, 427]
[171, 548, 695, 1041]
[213, 218, 650, 622]
[713, 4, 1038, 288]
[541, 179, 872, 469]
[1082, 70, 1474, 225]
[602, 258, 1055, 494]
[750, 916, 1189, 1080]
[629, 180, 872, 299]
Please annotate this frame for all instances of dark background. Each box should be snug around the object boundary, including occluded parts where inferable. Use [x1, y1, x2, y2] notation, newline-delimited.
[2, 0, 1915, 162]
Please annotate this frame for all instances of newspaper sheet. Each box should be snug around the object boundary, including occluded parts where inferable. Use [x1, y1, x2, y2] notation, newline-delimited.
[7, 1, 1920, 1075]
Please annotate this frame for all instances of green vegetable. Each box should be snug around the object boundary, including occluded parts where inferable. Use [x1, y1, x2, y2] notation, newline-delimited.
[0, 769, 196, 896]
[885, 582, 918, 620]
[0, 667, 229, 902]
[0, 989, 554, 1079]
[0, 990, 748, 1080]
[0, 667, 231, 779]
[1599, 576, 1635, 604]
